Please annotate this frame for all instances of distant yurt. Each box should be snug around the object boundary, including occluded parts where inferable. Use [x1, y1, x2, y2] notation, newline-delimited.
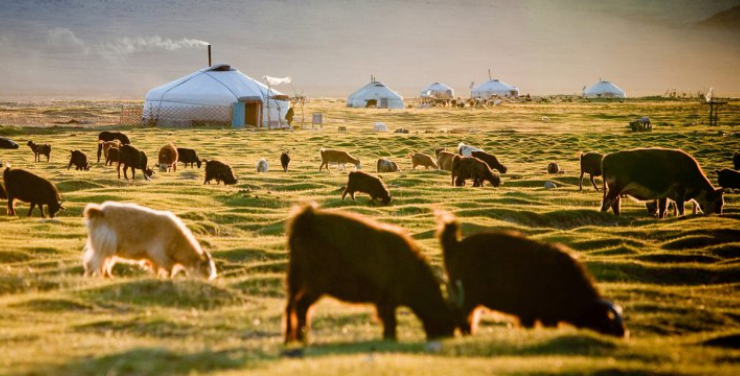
[472, 79, 519, 98]
[583, 80, 627, 99]
[347, 77, 405, 109]
[420, 82, 454, 99]
[143, 64, 290, 128]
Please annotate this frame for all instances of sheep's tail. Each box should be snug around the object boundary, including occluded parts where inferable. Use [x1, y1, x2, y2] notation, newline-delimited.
[434, 209, 461, 269]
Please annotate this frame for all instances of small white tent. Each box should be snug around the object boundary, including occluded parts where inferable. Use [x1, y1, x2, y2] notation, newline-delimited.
[472, 79, 519, 98]
[347, 79, 405, 109]
[583, 80, 627, 98]
[420, 82, 454, 99]
[143, 64, 290, 128]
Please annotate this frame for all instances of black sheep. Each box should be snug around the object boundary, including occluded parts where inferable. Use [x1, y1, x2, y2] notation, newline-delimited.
[68, 150, 90, 171]
[716, 168, 740, 190]
[579, 152, 603, 191]
[342, 171, 391, 205]
[280, 151, 290, 172]
[97, 131, 130, 163]
[177, 147, 202, 168]
[451, 156, 501, 187]
[117, 144, 153, 181]
[437, 212, 628, 338]
[3, 167, 64, 218]
[734, 152, 740, 170]
[203, 160, 237, 185]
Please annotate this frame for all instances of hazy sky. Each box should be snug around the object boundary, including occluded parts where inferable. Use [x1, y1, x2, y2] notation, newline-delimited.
[0, 0, 738, 99]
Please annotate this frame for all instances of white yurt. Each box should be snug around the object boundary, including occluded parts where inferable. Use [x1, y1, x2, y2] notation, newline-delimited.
[420, 82, 454, 99]
[472, 79, 519, 98]
[347, 78, 405, 109]
[583, 79, 627, 98]
[143, 64, 290, 128]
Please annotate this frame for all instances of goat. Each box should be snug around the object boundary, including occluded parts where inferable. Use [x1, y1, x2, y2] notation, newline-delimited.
[342, 171, 391, 205]
[471, 151, 507, 174]
[106, 147, 120, 167]
[435, 148, 456, 171]
[97, 131, 130, 163]
[409, 152, 438, 170]
[579, 152, 603, 191]
[203, 160, 238, 185]
[284, 203, 455, 344]
[68, 150, 90, 171]
[451, 156, 501, 187]
[82, 201, 216, 280]
[437, 211, 628, 338]
[457, 142, 482, 157]
[117, 144, 153, 181]
[3, 166, 64, 218]
[280, 151, 291, 172]
[319, 148, 361, 172]
[100, 140, 121, 166]
[376, 158, 401, 173]
[157, 143, 178, 172]
[177, 148, 202, 169]
[27, 141, 51, 162]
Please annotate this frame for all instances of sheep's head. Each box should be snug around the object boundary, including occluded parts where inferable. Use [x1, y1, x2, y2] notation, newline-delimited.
[195, 253, 217, 281]
[575, 299, 629, 338]
[354, 161, 361, 170]
[196, 159, 203, 169]
[696, 188, 724, 215]
[144, 168, 154, 181]
[381, 191, 391, 205]
[159, 164, 169, 172]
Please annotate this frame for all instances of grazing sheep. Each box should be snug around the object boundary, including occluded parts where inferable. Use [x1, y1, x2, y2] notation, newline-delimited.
[547, 162, 562, 174]
[319, 148, 361, 172]
[409, 152, 438, 170]
[376, 158, 401, 173]
[471, 151, 507, 174]
[100, 140, 121, 165]
[106, 147, 120, 167]
[437, 212, 628, 337]
[117, 144, 154, 181]
[342, 171, 391, 205]
[203, 160, 238, 185]
[579, 152, 604, 191]
[97, 131, 130, 163]
[27, 141, 51, 162]
[0, 137, 19, 149]
[601, 148, 724, 217]
[435, 148, 456, 171]
[82, 201, 216, 280]
[68, 150, 90, 171]
[284, 203, 455, 343]
[157, 143, 179, 172]
[3, 166, 63, 218]
[257, 158, 269, 173]
[280, 151, 290, 172]
[176, 148, 202, 169]
[734, 152, 740, 170]
[457, 142, 482, 157]
[451, 156, 501, 187]
[716, 168, 740, 190]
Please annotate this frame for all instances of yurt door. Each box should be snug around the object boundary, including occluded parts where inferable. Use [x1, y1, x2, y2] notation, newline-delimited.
[244, 102, 261, 127]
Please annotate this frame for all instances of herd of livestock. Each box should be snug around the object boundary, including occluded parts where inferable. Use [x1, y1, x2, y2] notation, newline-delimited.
[0, 128, 739, 345]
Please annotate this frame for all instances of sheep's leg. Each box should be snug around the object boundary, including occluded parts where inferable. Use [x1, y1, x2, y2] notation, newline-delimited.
[590, 174, 599, 191]
[350, 192, 356, 201]
[600, 186, 620, 213]
[284, 296, 298, 344]
[579, 171, 584, 190]
[68, 160, 73, 170]
[295, 293, 319, 343]
[46, 153, 50, 162]
[7, 196, 15, 216]
[376, 302, 397, 340]
[117, 162, 122, 179]
[675, 199, 686, 216]
[40, 204, 48, 218]
[658, 198, 668, 218]
[97, 145, 102, 163]
[131, 167, 136, 180]
[27, 202, 37, 217]
[610, 195, 622, 215]
[341, 189, 349, 201]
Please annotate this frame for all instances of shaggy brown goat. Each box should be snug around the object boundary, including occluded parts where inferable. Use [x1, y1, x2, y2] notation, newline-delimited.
[437, 212, 628, 337]
[435, 148, 456, 171]
[117, 144, 154, 181]
[280, 151, 291, 172]
[579, 152, 603, 191]
[376, 158, 400, 173]
[106, 147, 120, 166]
[4, 167, 63, 218]
[451, 156, 501, 187]
[342, 171, 391, 205]
[471, 151, 507, 174]
[97, 131, 130, 163]
[284, 204, 455, 343]
[99, 140, 121, 165]
[409, 152, 438, 170]
[68, 150, 90, 171]
[203, 160, 238, 185]
[27, 141, 51, 162]
[319, 148, 361, 172]
[157, 143, 179, 172]
[177, 148, 202, 168]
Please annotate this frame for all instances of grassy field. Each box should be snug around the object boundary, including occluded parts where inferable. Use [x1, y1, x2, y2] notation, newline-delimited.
[1, 99, 740, 375]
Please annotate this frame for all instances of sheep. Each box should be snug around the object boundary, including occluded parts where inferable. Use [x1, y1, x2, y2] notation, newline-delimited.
[376, 158, 400, 173]
[280, 151, 291, 172]
[451, 155, 501, 187]
[3, 166, 64, 218]
[436, 211, 628, 337]
[409, 152, 438, 170]
[0, 137, 19, 149]
[547, 162, 562, 174]
[257, 158, 269, 173]
[341, 171, 391, 205]
[457, 142, 482, 157]
[27, 141, 51, 162]
[68, 150, 90, 171]
[319, 148, 361, 172]
[97, 131, 130, 163]
[734, 152, 740, 170]
[117, 144, 154, 181]
[100, 140, 121, 166]
[716, 168, 740, 190]
[471, 151, 507, 174]
[284, 203, 456, 344]
[203, 160, 238, 185]
[176, 147, 202, 169]
[157, 143, 179, 172]
[435, 148, 456, 171]
[579, 152, 604, 191]
[82, 201, 216, 280]
[106, 147, 120, 167]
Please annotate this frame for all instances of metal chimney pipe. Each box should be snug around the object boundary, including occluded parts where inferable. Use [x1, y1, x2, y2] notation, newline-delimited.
[208, 45, 212, 67]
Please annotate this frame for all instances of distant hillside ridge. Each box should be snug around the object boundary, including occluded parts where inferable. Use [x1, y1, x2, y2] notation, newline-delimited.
[695, 5, 740, 29]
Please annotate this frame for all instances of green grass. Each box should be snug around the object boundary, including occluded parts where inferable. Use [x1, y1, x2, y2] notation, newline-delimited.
[1, 99, 740, 375]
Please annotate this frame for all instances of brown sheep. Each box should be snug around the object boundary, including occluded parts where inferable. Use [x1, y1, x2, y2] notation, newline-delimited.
[177, 148, 202, 169]
[68, 150, 90, 171]
[3, 167, 63, 218]
[203, 160, 238, 185]
[547, 162, 562, 174]
[284, 203, 455, 344]
[409, 152, 438, 170]
[437, 211, 628, 337]
[342, 171, 391, 205]
[579, 152, 603, 191]
[435, 148, 456, 171]
[376, 158, 400, 173]
[97, 131, 130, 163]
[117, 144, 154, 181]
[319, 148, 361, 172]
[99, 140, 121, 165]
[471, 150, 507, 174]
[27, 141, 51, 162]
[106, 147, 121, 166]
[451, 156, 501, 187]
[157, 143, 179, 172]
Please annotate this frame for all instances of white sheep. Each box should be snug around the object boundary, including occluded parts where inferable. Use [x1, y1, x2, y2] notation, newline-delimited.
[257, 158, 269, 173]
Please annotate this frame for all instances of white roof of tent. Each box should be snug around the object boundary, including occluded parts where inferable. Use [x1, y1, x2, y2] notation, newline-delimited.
[472, 79, 519, 98]
[347, 81, 405, 109]
[420, 82, 454, 98]
[583, 80, 627, 98]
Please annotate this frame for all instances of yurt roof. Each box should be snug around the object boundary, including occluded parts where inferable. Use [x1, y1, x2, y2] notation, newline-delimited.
[420, 82, 454, 96]
[584, 80, 626, 98]
[473, 79, 517, 94]
[349, 81, 403, 100]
